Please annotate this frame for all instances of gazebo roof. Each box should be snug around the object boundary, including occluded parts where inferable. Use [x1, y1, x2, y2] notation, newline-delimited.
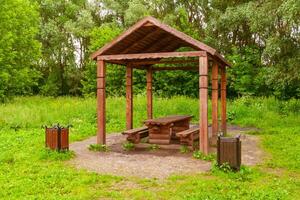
[91, 16, 230, 67]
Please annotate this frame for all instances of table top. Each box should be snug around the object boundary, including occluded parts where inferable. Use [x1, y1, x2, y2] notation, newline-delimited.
[144, 115, 193, 126]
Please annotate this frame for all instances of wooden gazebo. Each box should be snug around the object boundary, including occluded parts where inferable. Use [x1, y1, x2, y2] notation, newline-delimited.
[91, 16, 230, 154]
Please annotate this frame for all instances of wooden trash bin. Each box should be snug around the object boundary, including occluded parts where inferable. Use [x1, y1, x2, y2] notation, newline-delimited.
[45, 125, 69, 151]
[217, 135, 241, 170]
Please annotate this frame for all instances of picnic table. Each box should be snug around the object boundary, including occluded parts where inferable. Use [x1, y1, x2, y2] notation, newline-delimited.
[144, 115, 192, 144]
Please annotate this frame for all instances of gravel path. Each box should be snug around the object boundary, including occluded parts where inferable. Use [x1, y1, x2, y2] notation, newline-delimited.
[68, 125, 264, 179]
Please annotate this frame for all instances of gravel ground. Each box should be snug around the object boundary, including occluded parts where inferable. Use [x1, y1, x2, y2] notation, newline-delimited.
[68, 125, 264, 179]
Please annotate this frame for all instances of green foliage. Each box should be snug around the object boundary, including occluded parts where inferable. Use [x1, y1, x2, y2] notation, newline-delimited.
[206, 0, 300, 99]
[180, 145, 190, 153]
[227, 46, 267, 97]
[153, 70, 199, 98]
[88, 144, 109, 152]
[124, 0, 150, 26]
[81, 24, 124, 97]
[38, 0, 94, 96]
[1, 0, 299, 100]
[211, 162, 233, 173]
[193, 151, 216, 161]
[148, 144, 160, 151]
[122, 141, 135, 151]
[0, 0, 41, 102]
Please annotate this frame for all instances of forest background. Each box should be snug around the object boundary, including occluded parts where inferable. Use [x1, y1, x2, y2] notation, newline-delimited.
[0, 0, 299, 102]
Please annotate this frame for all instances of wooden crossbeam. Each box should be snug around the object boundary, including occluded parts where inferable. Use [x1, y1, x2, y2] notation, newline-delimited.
[152, 66, 198, 71]
[97, 51, 206, 61]
[129, 59, 198, 65]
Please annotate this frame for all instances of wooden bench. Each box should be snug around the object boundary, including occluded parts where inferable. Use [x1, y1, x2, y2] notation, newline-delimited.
[122, 126, 149, 143]
[176, 127, 199, 146]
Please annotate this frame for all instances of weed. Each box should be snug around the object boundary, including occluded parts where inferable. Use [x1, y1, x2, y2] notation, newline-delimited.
[180, 145, 190, 153]
[211, 162, 233, 173]
[193, 151, 216, 161]
[148, 144, 160, 151]
[88, 144, 109, 152]
[122, 141, 135, 151]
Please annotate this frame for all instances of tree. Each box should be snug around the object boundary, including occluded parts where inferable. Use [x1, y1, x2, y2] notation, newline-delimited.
[207, 0, 300, 98]
[81, 23, 124, 97]
[0, 0, 41, 102]
[37, 0, 94, 96]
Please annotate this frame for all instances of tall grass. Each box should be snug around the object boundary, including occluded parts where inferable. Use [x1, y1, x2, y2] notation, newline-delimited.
[227, 96, 300, 170]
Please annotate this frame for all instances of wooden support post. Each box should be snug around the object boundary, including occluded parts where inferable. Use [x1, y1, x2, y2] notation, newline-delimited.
[126, 65, 133, 130]
[146, 67, 153, 119]
[199, 55, 209, 155]
[97, 60, 106, 144]
[211, 62, 219, 146]
[221, 66, 227, 135]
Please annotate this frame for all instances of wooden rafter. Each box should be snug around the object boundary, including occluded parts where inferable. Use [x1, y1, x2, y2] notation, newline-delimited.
[144, 35, 177, 53]
[121, 29, 162, 54]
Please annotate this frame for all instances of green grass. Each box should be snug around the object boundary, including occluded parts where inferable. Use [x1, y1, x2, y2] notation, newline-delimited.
[0, 96, 299, 199]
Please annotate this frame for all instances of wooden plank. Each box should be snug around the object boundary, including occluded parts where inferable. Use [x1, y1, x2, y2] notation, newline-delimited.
[97, 60, 106, 144]
[130, 59, 198, 66]
[126, 66, 133, 130]
[221, 66, 227, 135]
[121, 29, 162, 54]
[148, 125, 171, 135]
[60, 128, 69, 150]
[144, 115, 192, 126]
[199, 55, 209, 155]
[152, 66, 198, 71]
[125, 129, 149, 143]
[146, 67, 153, 119]
[211, 61, 219, 145]
[108, 56, 228, 67]
[176, 127, 199, 137]
[97, 51, 206, 61]
[172, 126, 189, 133]
[149, 134, 170, 139]
[148, 139, 170, 144]
[149, 39, 182, 53]
[141, 33, 175, 53]
[146, 17, 217, 54]
[122, 126, 148, 135]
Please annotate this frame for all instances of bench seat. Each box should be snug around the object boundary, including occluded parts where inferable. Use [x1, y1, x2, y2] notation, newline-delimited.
[176, 127, 199, 146]
[122, 126, 149, 143]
